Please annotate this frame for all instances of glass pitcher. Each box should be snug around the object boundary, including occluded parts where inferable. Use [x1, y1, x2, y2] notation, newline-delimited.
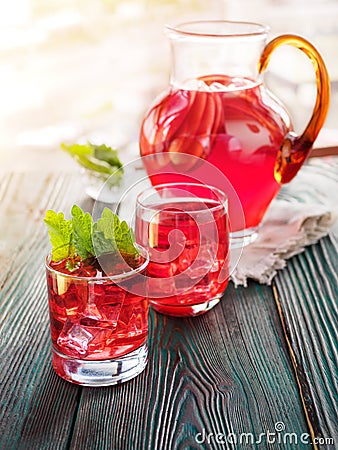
[139, 21, 330, 246]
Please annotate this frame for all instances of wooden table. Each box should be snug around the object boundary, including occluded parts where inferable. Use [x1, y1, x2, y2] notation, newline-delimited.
[0, 162, 337, 450]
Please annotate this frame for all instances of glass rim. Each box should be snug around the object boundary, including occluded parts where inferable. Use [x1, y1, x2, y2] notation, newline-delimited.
[136, 182, 228, 215]
[165, 20, 269, 39]
[45, 244, 149, 282]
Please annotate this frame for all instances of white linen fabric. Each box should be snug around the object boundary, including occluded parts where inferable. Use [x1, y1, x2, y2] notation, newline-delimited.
[230, 157, 338, 286]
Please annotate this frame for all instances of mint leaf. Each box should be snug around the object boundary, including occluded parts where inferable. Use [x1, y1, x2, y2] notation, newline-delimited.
[92, 144, 123, 169]
[92, 208, 118, 256]
[61, 142, 123, 186]
[61, 143, 113, 175]
[45, 205, 139, 264]
[93, 208, 139, 257]
[61, 143, 92, 157]
[117, 219, 139, 255]
[75, 154, 115, 175]
[71, 205, 94, 259]
[44, 210, 74, 262]
[92, 225, 115, 256]
[96, 208, 120, 241]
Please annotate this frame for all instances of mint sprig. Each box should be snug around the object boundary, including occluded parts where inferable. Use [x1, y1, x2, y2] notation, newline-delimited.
[44, 205, 139, 263]
[44, 210, 74, 262]
[61, 142, 124, 186]
[71, 205, 94, 259]
[94, 208, 137, 256]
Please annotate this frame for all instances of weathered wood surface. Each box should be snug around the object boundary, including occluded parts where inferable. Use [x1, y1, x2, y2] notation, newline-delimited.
[0, 173, 87, 450]
[69, 283, 310, 450]
[0, 172, 336, 450]
[274, 235, 338, 448]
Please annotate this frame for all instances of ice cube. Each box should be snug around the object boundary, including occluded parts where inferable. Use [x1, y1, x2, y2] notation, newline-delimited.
[63, 293, 81, 316]
[94, 284, 126, 322]
[186, 258, 213, 279]
[117, 293, 148, 335]
[84, 303, 103, 320]
[57, 320, 94, 356]
[185, 243, 215, 279]
[183, 78, 208, 91]
[174, 273, 196, 294]
[86, 328, 114, 355]
[177, 245, 199, 272]
[209, 82, 227, 92]
[147, 261, 176, 278]
[176, 238, 220, 280]
[148, 277, 176, 297]
[62, 282, 87, 316]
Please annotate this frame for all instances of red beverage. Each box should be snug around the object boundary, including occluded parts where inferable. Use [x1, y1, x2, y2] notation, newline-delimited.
[136, 194, 229, 317]
[46, 254, 148, 383]
[140, 75, 290, 233]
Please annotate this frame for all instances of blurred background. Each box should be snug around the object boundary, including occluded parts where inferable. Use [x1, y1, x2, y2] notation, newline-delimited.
[0, 0, 337, 171]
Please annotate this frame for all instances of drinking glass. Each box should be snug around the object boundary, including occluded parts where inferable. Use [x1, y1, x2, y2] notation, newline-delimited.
[135, 182, 229, 317]
[46, 247, 149, 386]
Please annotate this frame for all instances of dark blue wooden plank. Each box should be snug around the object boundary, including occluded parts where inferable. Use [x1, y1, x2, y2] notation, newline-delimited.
[274, 234, 338, 449]
[69, 283, 310, 450]
[0, 173, 87, 450]
[3, 172, 334, 450]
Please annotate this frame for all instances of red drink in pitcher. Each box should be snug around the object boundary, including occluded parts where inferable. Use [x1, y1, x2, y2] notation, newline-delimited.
[140, 75, 289, 234]
[140, 20, 330, 245]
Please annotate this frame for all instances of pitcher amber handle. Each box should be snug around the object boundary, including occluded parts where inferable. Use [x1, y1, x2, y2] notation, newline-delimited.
[258, 35, 330, 184]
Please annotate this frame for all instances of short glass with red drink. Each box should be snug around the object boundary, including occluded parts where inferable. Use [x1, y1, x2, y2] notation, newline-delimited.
[46, 248, 149, 386]
[135, 182, 229, 317]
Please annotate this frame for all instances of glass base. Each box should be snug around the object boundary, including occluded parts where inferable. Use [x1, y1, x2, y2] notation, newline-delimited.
[52, 343, 148, 387]
[230, 226, 258, 249]
[150, 295, 222, 318]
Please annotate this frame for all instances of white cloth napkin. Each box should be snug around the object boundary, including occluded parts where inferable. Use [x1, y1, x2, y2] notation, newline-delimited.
[230, 157, 338, 286]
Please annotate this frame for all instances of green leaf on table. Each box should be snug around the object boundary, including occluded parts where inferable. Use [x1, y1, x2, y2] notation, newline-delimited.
[44, 210, 74, 262]
[61, 143, 93, 157]
[75, 154, 116, 175]
[92, 144, 123, 169]
[71, 205, 94, 259]
[61, 142, 124, 186]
